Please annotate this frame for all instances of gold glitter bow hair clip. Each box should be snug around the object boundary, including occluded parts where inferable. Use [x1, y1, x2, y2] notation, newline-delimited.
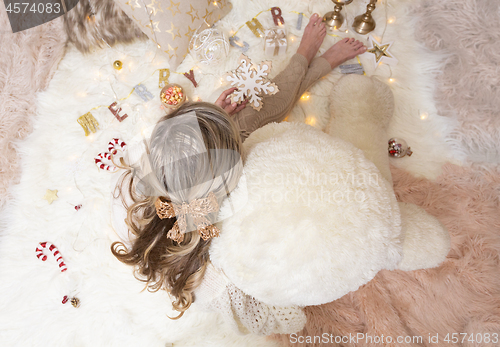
[154, 192, 221, 243]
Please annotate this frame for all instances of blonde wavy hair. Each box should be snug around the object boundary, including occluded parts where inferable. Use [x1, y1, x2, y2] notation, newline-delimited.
[111, 102, 244, 318]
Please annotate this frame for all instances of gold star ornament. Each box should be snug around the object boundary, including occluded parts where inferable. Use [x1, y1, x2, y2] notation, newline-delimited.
[43, 189, 59, 204]
[365, 35, 398, 69]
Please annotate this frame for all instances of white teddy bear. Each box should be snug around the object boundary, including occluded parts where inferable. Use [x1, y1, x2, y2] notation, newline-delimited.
[209, 75, 451, 307]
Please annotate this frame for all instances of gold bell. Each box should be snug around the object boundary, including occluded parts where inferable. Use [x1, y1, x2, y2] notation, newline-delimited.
[352, 0, 377, 35]
[113, 60, 123, 70]
[322, 0, 353, 30]
[70, 297, 81, 308]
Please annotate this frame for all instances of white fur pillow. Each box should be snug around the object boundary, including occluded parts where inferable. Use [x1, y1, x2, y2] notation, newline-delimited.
[210, 122, 403, 307]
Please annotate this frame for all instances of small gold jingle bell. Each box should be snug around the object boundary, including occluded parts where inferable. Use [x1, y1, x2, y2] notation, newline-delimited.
[71, 297, 81, 308]
[322, 0, 353, 30]
[113, 60, 123, 70]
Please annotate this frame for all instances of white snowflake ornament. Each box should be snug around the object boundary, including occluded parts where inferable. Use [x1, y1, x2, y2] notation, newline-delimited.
[225, 54, 279, 111]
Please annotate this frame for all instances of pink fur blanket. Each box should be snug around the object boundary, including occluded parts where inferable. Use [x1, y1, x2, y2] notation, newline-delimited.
[0, 10, 67, 210]
[413, 0, 500, 163]
[274, 163, 500, 346]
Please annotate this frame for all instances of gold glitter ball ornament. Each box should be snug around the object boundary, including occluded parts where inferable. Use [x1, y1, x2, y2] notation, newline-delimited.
[113, 60, 123, 70]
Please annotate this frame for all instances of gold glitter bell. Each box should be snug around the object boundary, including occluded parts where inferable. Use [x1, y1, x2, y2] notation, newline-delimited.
[352, 0, 377, 35]
[322, 0, 353, 30]
[113, 60, 123, 70]
[71, 297, 81, 308]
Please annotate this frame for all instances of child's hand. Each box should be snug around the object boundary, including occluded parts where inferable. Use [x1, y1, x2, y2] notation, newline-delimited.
[214, 87, 248, 116]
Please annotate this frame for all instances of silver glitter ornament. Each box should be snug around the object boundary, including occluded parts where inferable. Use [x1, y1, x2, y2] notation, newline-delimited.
[388, 138, 413, 158]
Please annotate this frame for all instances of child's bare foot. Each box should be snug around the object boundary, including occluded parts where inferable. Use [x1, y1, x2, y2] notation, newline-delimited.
[296, 13, 327, 65]
[321, 38, 367, 69]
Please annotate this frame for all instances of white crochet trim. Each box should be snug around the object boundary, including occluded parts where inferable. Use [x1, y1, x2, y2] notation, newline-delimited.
[196, 264, 307, 335]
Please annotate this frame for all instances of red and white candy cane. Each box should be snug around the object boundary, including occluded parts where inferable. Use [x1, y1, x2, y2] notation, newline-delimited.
[35, 242, 67, 272]
[94, 138, 127, 172]
[108, 138, 127, 155]
[95, 152, 115, 171]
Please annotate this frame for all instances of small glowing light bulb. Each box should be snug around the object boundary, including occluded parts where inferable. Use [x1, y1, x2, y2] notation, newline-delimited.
[305, 117, 316, 126]
[420, 112, 428, 120]
[389, 78, 395, 83]
[388, 17, 395, 24]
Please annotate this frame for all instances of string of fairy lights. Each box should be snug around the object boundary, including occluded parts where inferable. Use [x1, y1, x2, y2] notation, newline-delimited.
[78, 0, 401, 136]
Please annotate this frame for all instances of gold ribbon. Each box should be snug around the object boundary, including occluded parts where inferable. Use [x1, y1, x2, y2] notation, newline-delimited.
[266, 30, 286, 56]
[155, 192, 220, 243]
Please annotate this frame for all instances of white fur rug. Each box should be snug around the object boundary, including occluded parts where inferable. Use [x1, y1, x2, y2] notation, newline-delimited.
[0, 0, 462, 345]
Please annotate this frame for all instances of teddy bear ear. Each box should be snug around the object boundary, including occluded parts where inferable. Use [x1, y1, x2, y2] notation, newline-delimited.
[397, 202, 450, 272]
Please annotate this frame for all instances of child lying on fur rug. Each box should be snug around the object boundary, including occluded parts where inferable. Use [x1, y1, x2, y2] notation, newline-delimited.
[110, 14, 367, 335]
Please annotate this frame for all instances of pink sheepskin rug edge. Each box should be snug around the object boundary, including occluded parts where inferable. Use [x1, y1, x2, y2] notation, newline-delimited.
[0, 10, 67, 210]
[272, 162, 500, 347]
[412, 0, 500, 163]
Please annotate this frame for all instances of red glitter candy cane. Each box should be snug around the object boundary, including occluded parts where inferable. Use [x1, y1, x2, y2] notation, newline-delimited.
[35, 242, 67, 272]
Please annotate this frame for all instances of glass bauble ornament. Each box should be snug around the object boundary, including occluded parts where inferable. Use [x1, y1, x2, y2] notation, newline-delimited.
[189, 27, 229, 65]
[388, 138, 413, 158]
